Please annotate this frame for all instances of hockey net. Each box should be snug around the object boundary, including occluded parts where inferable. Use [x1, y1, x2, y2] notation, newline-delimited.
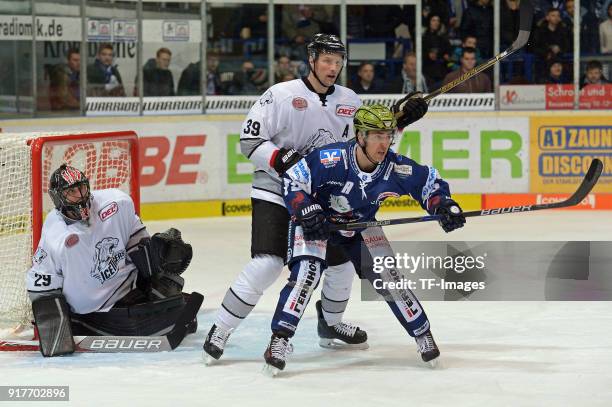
[0, 131, 139, 330]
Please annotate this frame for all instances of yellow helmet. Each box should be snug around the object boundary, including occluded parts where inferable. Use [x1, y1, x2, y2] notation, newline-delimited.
[354, 104, 398, 134]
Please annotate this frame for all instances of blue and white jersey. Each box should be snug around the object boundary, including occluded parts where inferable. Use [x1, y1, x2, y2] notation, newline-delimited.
[282, 140, 451, 227]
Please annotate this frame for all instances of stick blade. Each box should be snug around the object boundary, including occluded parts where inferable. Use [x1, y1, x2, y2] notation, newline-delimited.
[561, 158, 603, 207]
[510, 0, 534, 50]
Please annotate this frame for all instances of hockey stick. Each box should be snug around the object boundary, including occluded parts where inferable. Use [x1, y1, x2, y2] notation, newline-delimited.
[0, 292, 203, 353]
[394, 0, 533, 114]
[330, 158, 603, 231]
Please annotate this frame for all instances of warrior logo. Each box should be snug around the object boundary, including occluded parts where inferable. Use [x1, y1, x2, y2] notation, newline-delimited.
[91, 237, 126, 284]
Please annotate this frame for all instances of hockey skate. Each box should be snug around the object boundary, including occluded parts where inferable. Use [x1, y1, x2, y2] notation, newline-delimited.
[202, 324, 232, 365]
[316, 300, 368, 350]
[415, 330, 440, 368]
[262, 333, 293, 377]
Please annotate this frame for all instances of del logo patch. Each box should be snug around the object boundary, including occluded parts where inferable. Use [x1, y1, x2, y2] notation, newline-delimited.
[99, 202, 119, 221]
[320, 149, 342, 167]
[335, 104, 357, 117]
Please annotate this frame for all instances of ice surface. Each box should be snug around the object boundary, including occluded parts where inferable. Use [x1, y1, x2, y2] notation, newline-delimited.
[1, 211, 611, 406]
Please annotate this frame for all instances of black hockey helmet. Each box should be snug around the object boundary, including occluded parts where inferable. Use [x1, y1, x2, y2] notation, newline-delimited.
[49, 164, 92, 222]
[307, 33, 347, 63]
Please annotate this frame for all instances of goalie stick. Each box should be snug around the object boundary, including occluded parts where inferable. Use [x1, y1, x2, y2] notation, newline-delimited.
[331, 158, 603, 231]
[0, 292, 204, 353]
[394, 0, 533, 114]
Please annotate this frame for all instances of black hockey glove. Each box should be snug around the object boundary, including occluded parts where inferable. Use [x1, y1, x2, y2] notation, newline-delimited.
[271, 147, 302, 175]
[295, 203, 330, 241]
[428, 195, 466, 233]
[392, 91, 428, 128]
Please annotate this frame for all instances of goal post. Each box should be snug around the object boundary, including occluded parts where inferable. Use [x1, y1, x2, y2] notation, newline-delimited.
[0, 131, 140, 329]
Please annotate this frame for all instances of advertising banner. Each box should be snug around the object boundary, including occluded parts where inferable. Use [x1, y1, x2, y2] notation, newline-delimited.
[501, 84, 612, 110]
[530, 116, 612, 193]
[482, 193, 612, 210]
[85, 94, 495, 116]
[1, 114, 531, 204]
[500, 85, 546, 110]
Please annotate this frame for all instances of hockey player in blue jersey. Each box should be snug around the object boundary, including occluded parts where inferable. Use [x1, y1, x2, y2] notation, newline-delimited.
[262, 104, 466, 375]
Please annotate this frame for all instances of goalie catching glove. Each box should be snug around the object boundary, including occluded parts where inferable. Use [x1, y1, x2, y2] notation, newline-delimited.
[391, 91, 428, 129]
[129, 228, 193, 295]
[427, 195, 466, 233]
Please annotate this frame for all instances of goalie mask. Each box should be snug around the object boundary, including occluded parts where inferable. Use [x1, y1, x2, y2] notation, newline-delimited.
[49, 164, 92, 223]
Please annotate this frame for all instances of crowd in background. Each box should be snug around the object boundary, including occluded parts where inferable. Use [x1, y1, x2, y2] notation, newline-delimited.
[46, 0, 612, 109]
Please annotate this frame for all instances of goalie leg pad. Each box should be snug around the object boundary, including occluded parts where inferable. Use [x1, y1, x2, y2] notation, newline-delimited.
[71, 294, 188, 336]
[32, 294, 75, 357]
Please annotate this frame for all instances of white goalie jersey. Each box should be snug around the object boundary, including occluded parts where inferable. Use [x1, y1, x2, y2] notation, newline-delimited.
[240, 78, 362, 207]
[27, 189, 145, 314]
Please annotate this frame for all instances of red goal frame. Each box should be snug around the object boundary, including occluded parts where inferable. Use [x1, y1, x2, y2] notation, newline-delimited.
[28, 131, 140, 253]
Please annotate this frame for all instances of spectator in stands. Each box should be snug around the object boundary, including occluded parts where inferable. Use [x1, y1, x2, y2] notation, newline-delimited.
[87, 43, 125, 97]
[442, 47, 491, 92]
[581, 60, 610, 87]
[363, 5, 402, 39]
[532, 8, 571, 60]
[280, 73, 297, 82]
[449, 35, 481, 71]
[423, 14, 452, 63]
[275, 55, 296, 83]
[350, 62, 385, 94]
[177, 55, 223, 96]
[388, 52, 428, 93]
[579, 4, 601, 55]
[501, 0, 521, 49]
[600, 3, 612, 54]
[276, 34, 310, 64]
[49, 48, 80, 110]
[237, 5, 268, 56]
[423, 47, 449, 90]
[228, 60, 267, 95]
[460, 0, 494, 58]
[422, 0, 452, 27]
[544, 59, 568, 84]
[561, 0, 574, 26]
[347, 6, 365, 39]
[448, 0, 465, 32]
[281, 5, 322, 41]
[142, 48, 174, 97]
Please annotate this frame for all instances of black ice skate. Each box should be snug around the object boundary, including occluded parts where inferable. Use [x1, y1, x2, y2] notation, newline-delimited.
[262, 333, 293, 377]
[202, 324, 232, 365]
[316, 300, 368, 350]
[415, 330, 440, 368]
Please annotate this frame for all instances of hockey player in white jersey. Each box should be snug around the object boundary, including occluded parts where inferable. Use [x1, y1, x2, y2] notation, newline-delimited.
[203, 33, 428, 363]
[27, 164, 199, 356]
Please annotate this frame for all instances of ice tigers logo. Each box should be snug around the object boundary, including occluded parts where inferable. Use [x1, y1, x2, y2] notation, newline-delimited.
[91, 237, 126, 284]
[259, 90, 273, 106]
[306, 129, 336, 153]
